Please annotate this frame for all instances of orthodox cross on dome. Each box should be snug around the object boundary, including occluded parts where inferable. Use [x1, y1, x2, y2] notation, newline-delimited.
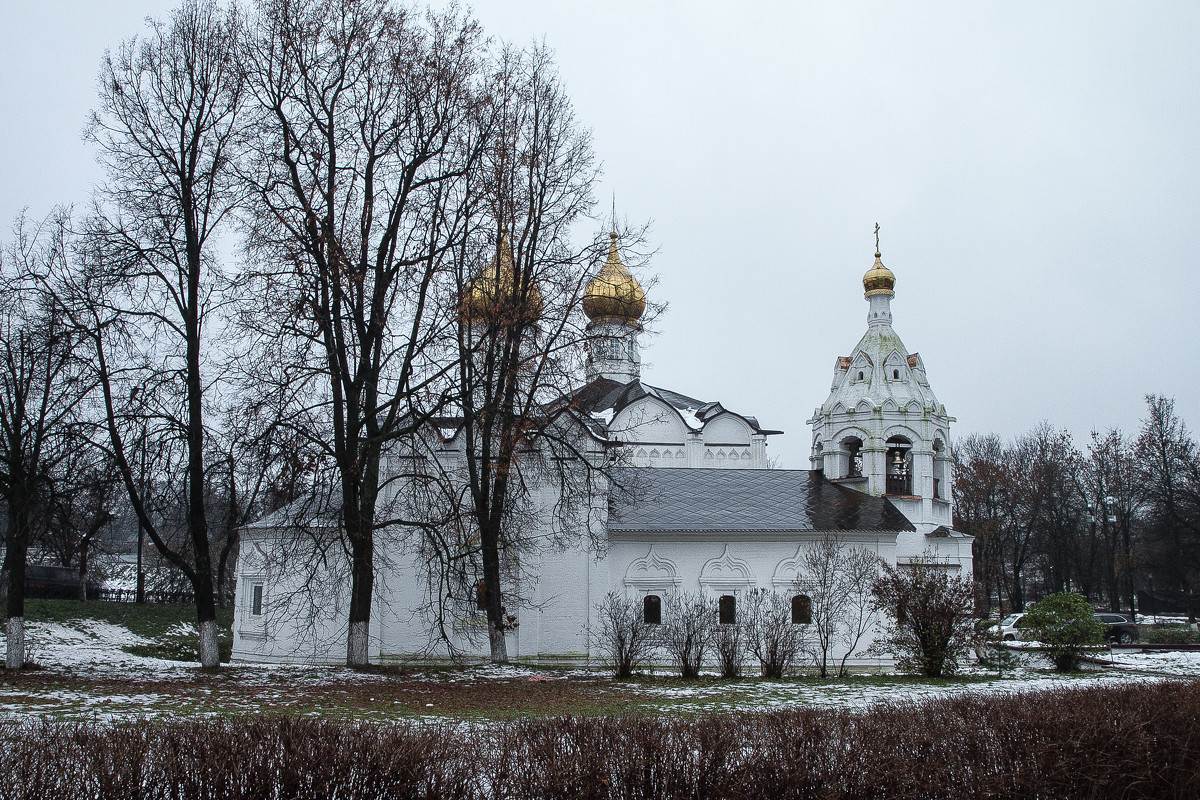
[874, 222, 881, 257]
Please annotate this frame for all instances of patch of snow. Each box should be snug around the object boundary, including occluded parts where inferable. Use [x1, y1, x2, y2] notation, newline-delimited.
[678, 407, 703, 430]
[5, 616, 1199, 723]
[589, 408, 614, 425]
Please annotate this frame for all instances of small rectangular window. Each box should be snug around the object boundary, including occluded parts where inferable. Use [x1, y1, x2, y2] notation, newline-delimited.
[251, 584, 264, 616]
[719, 594, 736, 625]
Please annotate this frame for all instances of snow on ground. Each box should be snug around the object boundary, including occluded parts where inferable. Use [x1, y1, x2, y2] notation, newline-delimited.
[3, 618, 1198, 722]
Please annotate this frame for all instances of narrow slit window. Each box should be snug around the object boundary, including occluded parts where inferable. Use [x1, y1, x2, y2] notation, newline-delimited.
[251, 584, 264, 616]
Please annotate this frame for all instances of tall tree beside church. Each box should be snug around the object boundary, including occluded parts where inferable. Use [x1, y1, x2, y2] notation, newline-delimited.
[1082, 429, 1143, 613]
[1136, 395, 1200, 594]
[450, 45, 600, 663]
[955, 433, 1014, 613]
[239, 0, 488, 665]
[0, 213, 90, 669]
[81, 0, 246, 667]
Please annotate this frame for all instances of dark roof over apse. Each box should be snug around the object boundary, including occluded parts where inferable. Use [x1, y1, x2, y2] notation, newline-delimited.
[607, 468, 915, 532]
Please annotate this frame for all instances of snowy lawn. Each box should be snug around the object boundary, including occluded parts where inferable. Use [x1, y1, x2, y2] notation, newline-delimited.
[3, 614, 1199, 723]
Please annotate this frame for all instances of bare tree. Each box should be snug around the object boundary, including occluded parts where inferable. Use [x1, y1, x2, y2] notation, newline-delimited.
[38, 443, 120, 601]
[70, 0, 247, 668]
[447, 44, 603, 663]
[239, 0, 488, 665]
[744, 588, 809, 678]
[1079, 429, 1144, 614]
[836, 545, 882, 677]
[0, 212, 90, 669]
[1137, 395, 1200, 597]
[955, 433, 1014, 614]
[799, 533, 878, 677]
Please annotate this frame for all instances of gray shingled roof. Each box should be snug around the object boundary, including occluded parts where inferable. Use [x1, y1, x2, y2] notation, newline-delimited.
[608, 468, 915, 532]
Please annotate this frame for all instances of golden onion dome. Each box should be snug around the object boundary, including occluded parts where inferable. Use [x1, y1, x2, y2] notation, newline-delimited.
[460, 233, 543, 325]
[582, 233, 645, 323]
[862, 251, 896, 297]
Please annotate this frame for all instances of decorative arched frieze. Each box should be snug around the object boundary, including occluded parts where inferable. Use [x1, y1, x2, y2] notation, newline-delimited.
[699, 544, 754, 593]
[623, 547, 681, 592]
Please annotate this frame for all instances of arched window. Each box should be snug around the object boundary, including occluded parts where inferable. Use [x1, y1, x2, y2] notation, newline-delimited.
[893, 369, 900, 379]
[718, 594, 736, 625]
[476, 579, 487, 610]
[643, 594, 661, 625]
[791, 594, 812, 624]
[857, 370, 864, 381]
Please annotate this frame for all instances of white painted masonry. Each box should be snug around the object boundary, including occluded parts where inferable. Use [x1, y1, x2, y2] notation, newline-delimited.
[232, 243, 972, 666]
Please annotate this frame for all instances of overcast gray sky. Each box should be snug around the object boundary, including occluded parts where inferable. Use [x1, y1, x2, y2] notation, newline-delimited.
[3, 1, 1197, 467]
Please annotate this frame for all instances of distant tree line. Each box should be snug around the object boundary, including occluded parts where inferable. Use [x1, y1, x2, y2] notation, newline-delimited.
[955, 394, 1200, 617]
[0, 0, 646, 669]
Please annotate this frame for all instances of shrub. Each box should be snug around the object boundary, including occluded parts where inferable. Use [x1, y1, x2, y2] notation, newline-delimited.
[591, 592, 657, 678]
[744, 588, 811, 678]
[657, 591, 713, 679]
[3, 682, 1200, 799]
[869, 560, 976, 677]
[1142, 623, 1200, 645]
[1023, 593, 1105, 671]
[712, 615, 745, 678]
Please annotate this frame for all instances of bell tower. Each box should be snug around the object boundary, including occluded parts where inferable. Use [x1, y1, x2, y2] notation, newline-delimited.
[807, 231, 956, 534]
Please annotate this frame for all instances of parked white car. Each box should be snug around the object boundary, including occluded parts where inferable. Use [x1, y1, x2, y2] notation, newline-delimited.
[997, 612, 1030, 641]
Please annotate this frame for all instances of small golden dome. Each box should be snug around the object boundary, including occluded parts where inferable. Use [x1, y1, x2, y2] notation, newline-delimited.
[460, 233, 543, 325]
[863, 251, 896, 297]
[582, 233, 645, 323]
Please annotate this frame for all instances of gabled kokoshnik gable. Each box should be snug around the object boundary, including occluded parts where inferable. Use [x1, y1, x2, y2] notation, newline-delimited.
[230, 232, 972, 665]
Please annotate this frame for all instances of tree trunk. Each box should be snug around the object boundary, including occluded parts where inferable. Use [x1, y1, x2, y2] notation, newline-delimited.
[481, 529, 508, 664]
[78, 539, 89, 602]
[5, 500, 29, 670]
[346, 532, 374, 667]
[216, 528, 237, 609]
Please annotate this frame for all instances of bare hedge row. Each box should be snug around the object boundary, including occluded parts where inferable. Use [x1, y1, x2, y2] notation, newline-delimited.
[3, 681, 1198, 800]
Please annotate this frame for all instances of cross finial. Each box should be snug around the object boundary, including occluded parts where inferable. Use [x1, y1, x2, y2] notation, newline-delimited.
[874, 222, 881, 257]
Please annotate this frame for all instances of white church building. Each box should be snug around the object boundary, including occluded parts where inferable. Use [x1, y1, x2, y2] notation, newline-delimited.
[232, 235, 972, 665]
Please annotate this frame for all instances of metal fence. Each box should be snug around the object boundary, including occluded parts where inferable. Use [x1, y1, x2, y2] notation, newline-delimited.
[96, 588, 196, 604]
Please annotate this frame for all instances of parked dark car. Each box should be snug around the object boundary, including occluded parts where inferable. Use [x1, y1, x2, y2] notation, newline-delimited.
[1094, 612, 1138, 645]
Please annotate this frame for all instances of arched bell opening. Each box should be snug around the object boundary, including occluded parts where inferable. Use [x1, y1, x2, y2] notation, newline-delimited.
[885, 435, 913, 495]
[932, 438, 948, 500]
[840, 436, 864, 479]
